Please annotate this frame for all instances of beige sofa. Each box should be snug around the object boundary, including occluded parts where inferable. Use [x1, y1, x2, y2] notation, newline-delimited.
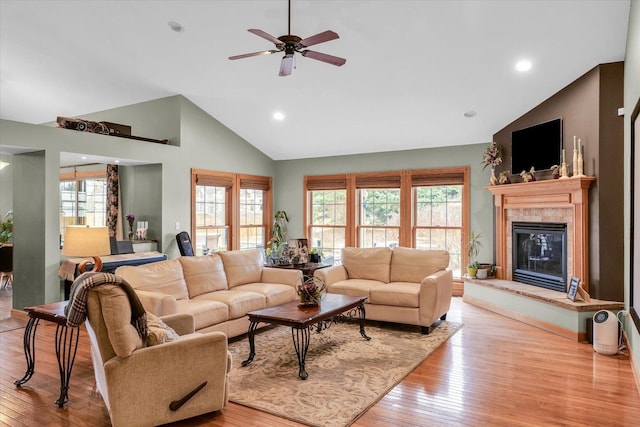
[314, 246, 453, 333]
[115, 249, 301, 338]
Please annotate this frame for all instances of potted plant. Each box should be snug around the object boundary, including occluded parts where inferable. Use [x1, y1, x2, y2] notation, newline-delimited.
[268, 210, 289, 262]
[0, 210, 13, 244]
[466, 232, 482, 278]
[309, 247, 321, 263]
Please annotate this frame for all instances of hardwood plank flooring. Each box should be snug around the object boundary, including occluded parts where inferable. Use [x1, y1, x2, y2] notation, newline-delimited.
[1, 292, 639, 426]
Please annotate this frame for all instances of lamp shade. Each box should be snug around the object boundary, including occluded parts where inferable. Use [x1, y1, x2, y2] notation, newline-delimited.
[62, 226, 111, 257]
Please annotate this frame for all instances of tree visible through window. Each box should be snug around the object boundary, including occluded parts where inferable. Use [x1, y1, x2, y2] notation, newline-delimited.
[359, 188, 400, 248]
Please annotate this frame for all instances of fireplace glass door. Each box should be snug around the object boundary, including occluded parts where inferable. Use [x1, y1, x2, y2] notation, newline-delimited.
[512, 222, 567, 292]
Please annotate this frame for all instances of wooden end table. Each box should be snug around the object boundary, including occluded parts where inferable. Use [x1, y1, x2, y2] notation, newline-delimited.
[14, 301, 79, 408]
[241, 294, 370, 379]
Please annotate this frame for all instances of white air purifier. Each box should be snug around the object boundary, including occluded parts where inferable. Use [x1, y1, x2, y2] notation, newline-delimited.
[593, 310, 619, 355]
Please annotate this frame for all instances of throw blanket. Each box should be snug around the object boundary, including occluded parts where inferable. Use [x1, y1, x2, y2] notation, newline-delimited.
[65, 271, 148, 344]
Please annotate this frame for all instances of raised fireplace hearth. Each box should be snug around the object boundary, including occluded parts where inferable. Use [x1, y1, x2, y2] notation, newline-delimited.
[512, 221, 567, 292]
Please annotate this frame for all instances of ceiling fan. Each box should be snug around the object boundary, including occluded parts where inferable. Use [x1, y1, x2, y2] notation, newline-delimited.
[228, 0, 346, 76]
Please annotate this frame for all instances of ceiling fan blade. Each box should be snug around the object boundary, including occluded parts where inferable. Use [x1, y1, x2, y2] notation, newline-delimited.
[279, 54, 294, 76]
[248, 29, 284, 46]
[301, 50, 346, 66]
[229, 50, 279, 60]
[298, 30, 339, 48]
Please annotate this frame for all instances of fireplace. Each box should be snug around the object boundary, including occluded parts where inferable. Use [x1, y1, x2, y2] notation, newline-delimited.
[512, 222, 567, 292]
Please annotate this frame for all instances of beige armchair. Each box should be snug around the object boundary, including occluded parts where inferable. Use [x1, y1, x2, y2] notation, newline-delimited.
[84, 283, 231, 427]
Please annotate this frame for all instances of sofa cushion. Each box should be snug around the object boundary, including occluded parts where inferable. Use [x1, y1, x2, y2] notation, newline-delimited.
[218, 249, 263, 288]
[195, 290, 266, 319]
[369, 282, 420, 308]
[327, 279, 384, 300]
[390, 247, 450, 283]
[179, 254, 228, 297]
[175, 299, 229, 331]
[116, 259, 189, 300]
[234, 283, 298, 307]
[342, 247, 392, 283]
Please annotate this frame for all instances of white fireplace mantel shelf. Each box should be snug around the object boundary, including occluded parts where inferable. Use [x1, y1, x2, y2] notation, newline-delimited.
[486, 176, 596, 292]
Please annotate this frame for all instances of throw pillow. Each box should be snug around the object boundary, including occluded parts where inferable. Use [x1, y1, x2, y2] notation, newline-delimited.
[146, 312, 180, 346]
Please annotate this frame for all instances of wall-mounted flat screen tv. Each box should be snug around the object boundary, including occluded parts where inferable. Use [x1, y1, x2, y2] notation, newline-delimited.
[511, 118, 562, 174]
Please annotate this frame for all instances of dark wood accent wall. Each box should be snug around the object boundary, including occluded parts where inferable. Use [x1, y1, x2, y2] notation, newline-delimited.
[493, 62, 624, 301]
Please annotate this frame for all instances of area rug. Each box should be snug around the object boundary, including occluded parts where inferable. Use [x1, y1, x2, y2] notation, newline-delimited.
[227, 320, 463, 427]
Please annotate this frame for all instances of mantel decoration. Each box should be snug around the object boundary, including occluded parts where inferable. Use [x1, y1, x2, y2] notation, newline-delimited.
[520, 167, 536, 182]
[297, 276, 326, 307]
[482, 142, 503, 185]
[126, 213, 135, 240]
[498, 171, 511, 185]
[572, 136, 586, 178]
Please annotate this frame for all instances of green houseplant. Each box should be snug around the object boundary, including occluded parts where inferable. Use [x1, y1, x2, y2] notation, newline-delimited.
[0, 210, 13, 244]
[466, 232, 482, 278]
[267, 210, 289, 260]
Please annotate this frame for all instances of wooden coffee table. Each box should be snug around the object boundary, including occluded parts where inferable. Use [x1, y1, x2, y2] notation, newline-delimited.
[241, 293, 370, 379]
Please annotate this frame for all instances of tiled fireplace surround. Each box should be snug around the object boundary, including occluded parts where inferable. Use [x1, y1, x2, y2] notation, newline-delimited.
[463, 176, 623, 341]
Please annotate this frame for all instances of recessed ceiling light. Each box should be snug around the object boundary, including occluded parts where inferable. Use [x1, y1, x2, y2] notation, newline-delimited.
[515, 60, 532, 72]
[168, 21, 184, 33]
[464, 110, 476, 118]
[81, 156, 87, 160]
[114, 160, 120, 163]
[273, 111, 285, 121]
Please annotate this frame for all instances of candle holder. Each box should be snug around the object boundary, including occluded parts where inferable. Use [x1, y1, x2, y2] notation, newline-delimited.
[559, 162, 570, 179]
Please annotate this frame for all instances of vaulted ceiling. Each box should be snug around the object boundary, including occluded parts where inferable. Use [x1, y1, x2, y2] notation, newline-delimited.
[0, 1, 630, 160]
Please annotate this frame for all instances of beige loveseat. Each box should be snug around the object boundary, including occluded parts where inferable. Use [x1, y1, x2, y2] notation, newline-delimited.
[314, 246, 453, 334]
[115, 249, 301, 338]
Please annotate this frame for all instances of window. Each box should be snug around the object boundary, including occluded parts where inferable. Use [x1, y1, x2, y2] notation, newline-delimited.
[414, 185, 463, 277]
[59, 170, 107, 243]
[239, 188, 265, 249]
[308, 189, 347, 263]
[192, 169, 271, 253]
[358, 188, 400, 248]
[305, 167, 469, 277]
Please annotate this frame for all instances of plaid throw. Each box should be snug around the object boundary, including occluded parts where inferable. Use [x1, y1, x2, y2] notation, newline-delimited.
[65, 271, 148, 344]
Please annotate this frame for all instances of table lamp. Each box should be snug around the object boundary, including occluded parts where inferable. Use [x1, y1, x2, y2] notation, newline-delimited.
[62, 226, 111, 273]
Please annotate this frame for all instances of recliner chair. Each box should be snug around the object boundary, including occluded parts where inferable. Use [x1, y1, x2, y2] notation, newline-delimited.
[79, 276, 231, 427]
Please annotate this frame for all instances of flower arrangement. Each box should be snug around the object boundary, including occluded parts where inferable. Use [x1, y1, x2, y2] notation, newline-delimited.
[126, 213, 135, 225]
[481, 142, 503, 170]
[297, 277, 326, 306]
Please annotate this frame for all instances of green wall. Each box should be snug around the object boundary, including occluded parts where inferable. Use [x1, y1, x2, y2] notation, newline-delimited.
[0, 95, 277, 306]
[624, 0, 640, 383]
[274, 143, 495, 263]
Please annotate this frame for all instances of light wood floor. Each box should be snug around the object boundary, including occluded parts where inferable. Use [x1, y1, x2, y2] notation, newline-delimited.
[1, 287, 639, 427]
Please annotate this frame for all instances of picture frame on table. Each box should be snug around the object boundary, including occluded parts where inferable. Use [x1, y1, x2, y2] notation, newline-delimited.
[288, 238, 309, 265]
[567, 277, 580, 302]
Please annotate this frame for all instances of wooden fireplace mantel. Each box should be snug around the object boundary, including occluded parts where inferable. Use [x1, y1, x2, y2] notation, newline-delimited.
[486, 176, 595, 292]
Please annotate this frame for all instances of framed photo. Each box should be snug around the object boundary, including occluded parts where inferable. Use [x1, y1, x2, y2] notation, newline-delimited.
[288, 238, 309, 265]
[567, 277, 580, 302]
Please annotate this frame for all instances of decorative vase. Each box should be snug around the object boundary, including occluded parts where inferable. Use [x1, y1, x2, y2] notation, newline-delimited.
[489, 167, 498, 186]
[297, 277, 326, 307]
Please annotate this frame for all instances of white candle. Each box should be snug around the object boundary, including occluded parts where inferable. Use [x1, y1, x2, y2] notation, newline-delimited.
[578, 139, 582, 156]
[562, 149, 566, 164]
[573, 136, 577, 151]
